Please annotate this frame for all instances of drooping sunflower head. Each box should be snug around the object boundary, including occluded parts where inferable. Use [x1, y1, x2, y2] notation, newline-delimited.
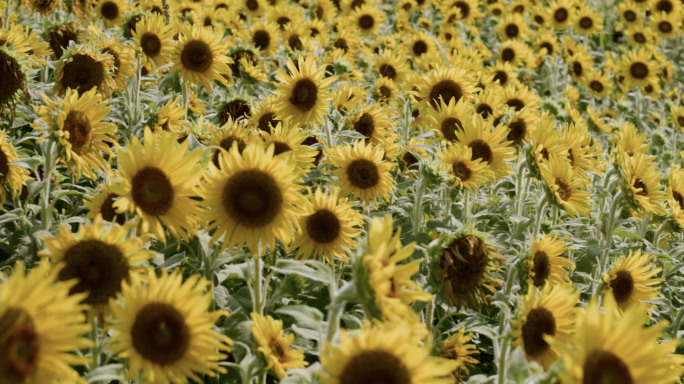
[110, 269, 233, 383]
[0, 46, 27, 113]
[46, 22, 82, 60]
[324, 140, 396, 207]
[250, 312, 308, 380]
[274, 56, 336, 125]
[602, 250, 663, 312]
[429, 228, 505, 309]
[527, 233, 574, 289]
[39, 216, 154, 319]
[53, 44, 114, 98]
[511, 284, 579, 370]
[200, 140, 306, 255]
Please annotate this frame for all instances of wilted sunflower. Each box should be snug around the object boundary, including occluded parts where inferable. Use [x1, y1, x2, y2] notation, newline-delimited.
[54, 45, 114, 97]
[0, 261, 91, 384]
[292, 187, 362, 263]
[110, 269, 233, 383]
[0, 131, 31, 206]
[511, 284, 578, 370]
[441, 327, 479, 383]
[325, 140, 396, 207]
[528, 233, 574, 288]
[414, 66, 476, 111]
[539, 155, 592, 217]
[250, 313, 308, 380]
[173, 24, 232, 92]
[0, 46, 27, 113]
[619, 152, 667, 217]
[603, 250, 662, 311]
[200, 141, 305, 255]
[33, 88, 117, 180]
[554, 295, 684, 383]
[319, 321, 459, 384]
[96, 0, 127, 26]
[47, 23, 83, 60]
[430, 229, 505, 309]
[84, 183, 127, 225]
[112, 129, 203, 241]
[274, 56, 336, 126]
[437, 143, 494, 191]
[455, 114, 516, 179]
[260, 122, 319, 171]
[132, 13, 175, 70]
[40, 216, 154, 319]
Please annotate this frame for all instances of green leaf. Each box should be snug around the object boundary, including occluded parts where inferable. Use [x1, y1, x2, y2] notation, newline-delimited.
[272, 259, 332, 285]
[85, 364, 125, 383]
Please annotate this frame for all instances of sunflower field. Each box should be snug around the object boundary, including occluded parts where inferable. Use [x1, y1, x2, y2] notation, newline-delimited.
[2, 0, 684, 382]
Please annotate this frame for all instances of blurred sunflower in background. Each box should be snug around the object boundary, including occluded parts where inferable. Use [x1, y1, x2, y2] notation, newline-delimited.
[437, 143, 494, 191]
[440, 327, 480, 383]
[0, 45, 27, 113]
[132, 13, 175, 70]
[96, 0, 127, 27]
[539, 155, 592, 217]
[619, 151, 667, 217]
[250, 313, 308, 380]
[54, 44, 114, 97]
[173, 24, 232, 92]
[0, 131, 31, 206]
[528, 233, 575, 288]
[603, 250, 662, 311]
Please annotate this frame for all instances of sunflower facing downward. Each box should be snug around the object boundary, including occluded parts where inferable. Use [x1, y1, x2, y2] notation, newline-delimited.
[325, 140, 396, 208]
[511, 284, 578, 370]
[319, 321, 458, 384]
[0, 131, 31, 206]
[132, 13, 175, 70]
[553, 295, 684, 383]
[112, 129, 203, 241]
[250, 313, 308, 380]
[33, 88, 116, 180]
[200, 141, 305, 255]
[437, 143, 495, 192]
[528, 233, 575, 288]
[173, 24, 232, 92]
[603, 250, 663, 311]
[292, 187, 363, 263]
[40, 216, 154, 319]
[619, 152, 667, 217]
[110, 269, 233, 384]
[274, 56, 336, 126]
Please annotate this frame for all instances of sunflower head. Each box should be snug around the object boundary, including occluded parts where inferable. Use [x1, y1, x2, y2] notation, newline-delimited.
[440, 327, 480, 383]
[527, 233, 574, 289]
[274, 56, 336, 125]
[0, 46, 27, 114]
[53, 45, 115, 98]
[602, 250, 663, 311]
[250, 313, 308, 379]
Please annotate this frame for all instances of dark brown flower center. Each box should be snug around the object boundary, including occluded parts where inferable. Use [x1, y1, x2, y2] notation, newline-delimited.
[554, 7, 568, 22]
[469, 139, 493, 164]
[258, 112, 280, 133]
[506, 98, 525, 111]
[63, 110, 92, 155]
[212, 137, 246, 167]
[0, 149, 8, 182]
[219, 100, 251, 125]
[521, 307, 556, 358]
[539, 42, 554, 55]
[501, 47, 515, 62]
[624, 10, 636, 22]
[429, 80, 463, 109]
[124, 14, 144, 38]
[657, 0, 673, 12]
[583, 351, 633, 384]
[100, 1, 119, 20]
[454, 1, 470, 18]
[476, 104, 493, 118]
[589, 80, 604, 93]
[353, 113, 375, 138]
[339, 350, 411, 384]
[346, 159, 380, 189]
[358, 14, 374, 30]
[658, 21, 673, 33]
[276, 16, 291, 30]
[0, 50, 24, 106]
[505, 24, 519, 38]
[579, 16, 593, 29]
[180, 40, 213, 73]
[60, 53, 105, 95]
[452, 161, 472, 181]
[306, 209, 341, 244]
[131, 166, 175, 216]
[555, 178, 572, 201]
[289, 78, 318, 112]
[141, 32, 162, 57]
[493, 70, 508, 85]
[633, 178, 648, 196]
[131, 302, 191, 365]
[288, 34, 303, 51]
[246, 0, 259, 11]
[439, 234, 490, 307]
[253, 30, 271, 51]
[378, 64, 397, 80]
[507, 120, 526, 146]
[610, 270, 634, 304]
[222, 169, 283, 228]
[48, 24, 80, 59]
[531, 251, 551, 287]
[673, 190, 684, 209]
[0, 308, 39, 382]
[629, 62, 649, 79]
[412, 40, 428, 56]
[334, 38, 349, 53]
[100, 193, 126, 225]
[59, 239, 129, 306]
[441, 118, 462, 141]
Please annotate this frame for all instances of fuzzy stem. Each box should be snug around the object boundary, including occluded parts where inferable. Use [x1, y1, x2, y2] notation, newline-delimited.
[40, 141, 56, 231]
[532, 195, 548, 239]
[251, 257, 264, 315]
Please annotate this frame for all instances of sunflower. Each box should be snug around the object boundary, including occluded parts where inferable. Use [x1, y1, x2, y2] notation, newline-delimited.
[548, 0, 574, 29]
[612, 122, 651, 167]
[561, 123, 605, 181]
[47, 23, 83, 60]
[505, 108, 537, 147]
[651, 11, 680, 38]
[430, 229, 505, 309]
[455, 113, 516, 179]
[573, 5, 603, 36]
[250, 96, 286, 133]
[497, 39, 532, 68]
[112, 129, 202, 241]
[554, 295, 684, 383]
[274, 56, 336, 126]
[439, 0, 482, 26]
[529, 112, 568, 170]
[150, 96, 189, 133]
[501, 81, 540, 112]
[405, 31, 435, 60]
[0, 261, 91, 384]
[245, 21, 280, 56]
[0, 131, 31, 206]
[200, 141, 305, 255]
[669, 168, 684, 229]
[250, 313, 308, 380]
[25, 0, 60, 14]
[84, 183, 127, 224]
[269, 4, 304, 31]
[528, 233, 574, 288]
[414, 66, 476, 111]
[282, 23, 310, 53]
[619, 152, 667, 217]
[350, 4, 384, 34]
[511, 284, 578, 370]
[539, 155, 592, 217]
[440, 327, 479, 383]
[603, 250, 662, 312]
[426, 98, 472, 143]
[497, 13, 529, 41]
[618, 1, 643, 27]
[346, 103, 393, 145]
[94, 36, 136, 92]
[33, 88, 116, 180]
[208, 116, 252, 167]
[173, 24, 232, 92]
[619, 48, 657, 89]
[132, 13, 175, 70]
[40, 216, 154, 319]
[319, 321, 458, 384]
[0, 46, 27, 113]
[54, 45, 114, 97]
[96, 0, 127, 26]
[110, 268, 232, 383]
[567, 50, 593, 83]
[437, 143, 494, 192]
[228, 45, 269, 83]
[325, 140, 396, 207]
[374, 50, 409, 84]
[332, 82, 365, 114]
[374, 77, 399, 101]
[582, 70, 612, 98]
[260, 122, 319, 170]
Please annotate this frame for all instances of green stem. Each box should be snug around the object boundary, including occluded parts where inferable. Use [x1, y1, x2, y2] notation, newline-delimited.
[532, 195, 548, 239]
[514, 156, 527, 216]
[251, 257, 264, 315]
[90, 316, 99, 369]
[412, 172, 427, 235]
[326, 304, 343, 342]
[41, 141, 55, 231]
[425, 296, 435, 334]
